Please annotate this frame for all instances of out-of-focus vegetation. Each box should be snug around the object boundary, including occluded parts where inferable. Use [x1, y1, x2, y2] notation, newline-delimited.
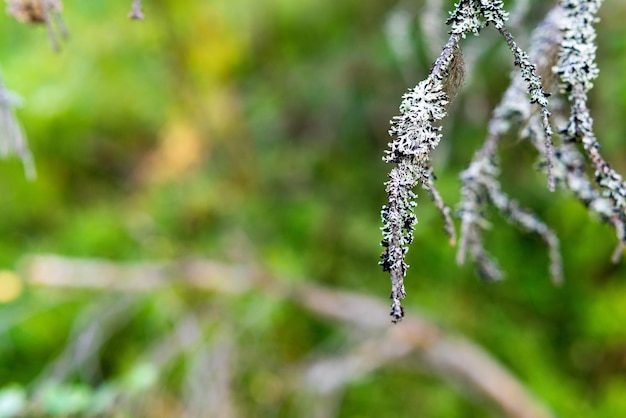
[0, 0, 625, 416]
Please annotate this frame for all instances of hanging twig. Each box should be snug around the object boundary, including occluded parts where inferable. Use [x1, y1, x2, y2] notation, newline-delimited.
[381, 0, 553, 322]
[129, 0, 145, 20]
[6, 0, 68, 51]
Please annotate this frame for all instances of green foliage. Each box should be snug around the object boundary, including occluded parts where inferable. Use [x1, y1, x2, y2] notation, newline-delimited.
[0, 0, 624, 417]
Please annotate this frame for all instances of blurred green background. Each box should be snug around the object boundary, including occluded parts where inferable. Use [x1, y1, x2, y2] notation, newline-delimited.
[0, 0, 625, 416]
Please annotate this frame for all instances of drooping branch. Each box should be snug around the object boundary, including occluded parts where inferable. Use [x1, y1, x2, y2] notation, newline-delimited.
[554, 0, 625, 260]
[456, 6, 564, 281]
[380, 0, 554, 322]
[491, 23, 555, 191]
[458, 0, 625, 282]
[380, 4, 479, 324]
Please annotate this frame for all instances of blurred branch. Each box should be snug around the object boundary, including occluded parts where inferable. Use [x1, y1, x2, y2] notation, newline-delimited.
[129, 0, 144, 20]
[294, 286, 553, 418]
[0, 74, 35, 179]
[21, 254, 553, 418]
[33, 294, 140, 386]
[135, 307, 238, 418]
[183, 333, 237, 418]
[421, 0, 446, 60]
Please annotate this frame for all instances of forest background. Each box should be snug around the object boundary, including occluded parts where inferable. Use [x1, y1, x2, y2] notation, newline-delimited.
[0, 0, 626, 416]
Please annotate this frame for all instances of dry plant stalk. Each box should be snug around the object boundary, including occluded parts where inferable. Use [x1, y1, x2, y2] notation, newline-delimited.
[6, 0, 68, 50]
[6, 0, 61, 23]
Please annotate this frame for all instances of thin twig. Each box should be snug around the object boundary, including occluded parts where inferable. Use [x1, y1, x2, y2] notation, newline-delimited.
[129, 0, 145, 20]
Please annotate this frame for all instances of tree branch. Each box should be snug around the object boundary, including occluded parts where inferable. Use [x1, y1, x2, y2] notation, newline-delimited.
[21, 254, 554, 418]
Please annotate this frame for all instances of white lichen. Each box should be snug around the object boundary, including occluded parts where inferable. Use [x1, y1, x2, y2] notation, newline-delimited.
[380, 0, 550, 322]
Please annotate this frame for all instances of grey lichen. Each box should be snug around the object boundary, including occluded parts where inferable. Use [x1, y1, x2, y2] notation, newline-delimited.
[381, 78, 450, 322]
[554, 0, 625, 259]
[458, 0, 625, 288]
[381, 40, 459, 323]
[380, 0, 552, 322]
[458, 6, 565, 285]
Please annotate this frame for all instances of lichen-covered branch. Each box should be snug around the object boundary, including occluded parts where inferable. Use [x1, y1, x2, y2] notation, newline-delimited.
[492, 24, 555, 191]
[554, 0, 625, 259]
[380, 0, 552, 322]
[423, 171, 456, 246]
[458, 152, 563, 284]
[458, 0, 624, 284]
[458, 7, 564, 283]
[380, 51, 457, 322]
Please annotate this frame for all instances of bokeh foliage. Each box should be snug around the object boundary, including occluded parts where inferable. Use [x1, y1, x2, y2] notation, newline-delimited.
[0, 0, 625, 416]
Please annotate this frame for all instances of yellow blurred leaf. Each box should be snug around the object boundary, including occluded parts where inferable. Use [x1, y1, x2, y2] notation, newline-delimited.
[0, 271, 23, 303]
[136, 118, 204, 184]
